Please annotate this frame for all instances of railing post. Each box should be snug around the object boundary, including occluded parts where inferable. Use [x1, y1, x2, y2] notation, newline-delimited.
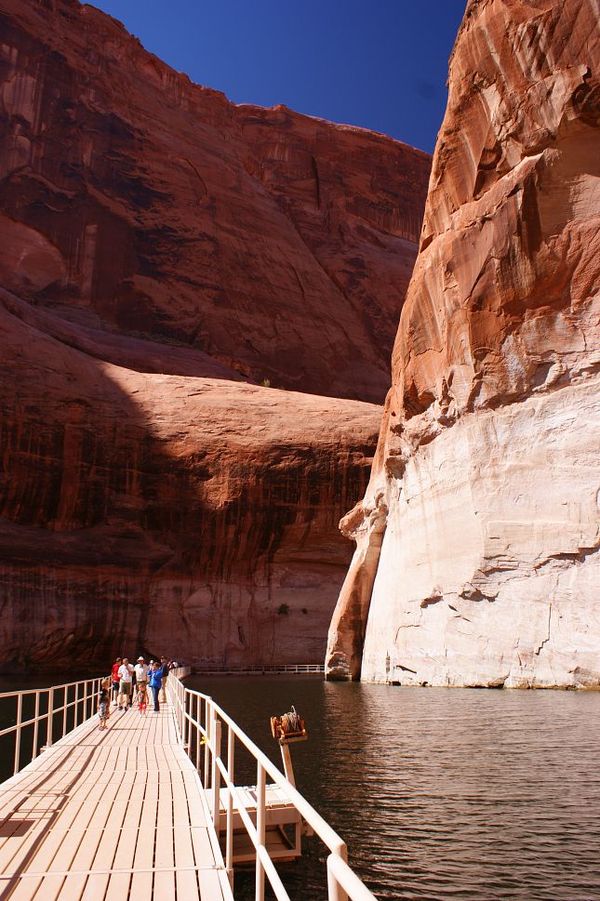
[327, 856, 343, 901]
[203, 700, 211, 788]
[32, 692, 40, 761]
[13, 693, 23, 775]
[255, 761, 266, 901]
[195, 694, 201, 772]
[211, 715, 222, 831]
[62, 686, 68, 737]
[74, 683, 80, 728]
[184, 690, 190, 748]
[179, 684, 183, 737]
[327, 850, 350, 901]
[226, 726, 235, 886]
[47, 687, 54, 748]
[180, 684, 184, 737]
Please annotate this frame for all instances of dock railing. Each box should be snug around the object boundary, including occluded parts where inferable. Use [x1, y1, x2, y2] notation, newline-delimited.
[193, 664, 324, 675]
[0, 675, 103, 777]
[168, 667, 376, 901]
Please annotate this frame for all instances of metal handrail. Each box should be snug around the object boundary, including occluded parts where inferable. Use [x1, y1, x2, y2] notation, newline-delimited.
[168, 667, 376, 901]
[0, 675, 104, 776]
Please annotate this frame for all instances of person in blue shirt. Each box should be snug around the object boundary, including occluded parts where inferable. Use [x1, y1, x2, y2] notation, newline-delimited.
[148, 660, 165, 712]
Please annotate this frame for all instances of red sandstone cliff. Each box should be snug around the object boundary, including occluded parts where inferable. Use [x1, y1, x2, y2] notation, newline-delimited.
[0, 0, 429, 403]
[326, 0, 600, 688]
[0, 286, 381, 668]
[0, 0, 429, 669]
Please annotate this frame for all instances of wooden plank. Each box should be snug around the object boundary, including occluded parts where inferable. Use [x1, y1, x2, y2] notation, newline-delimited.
[79, 873, 112, 901]
[154, 869, 176, 899]
[176, 854, 201, 899]
[172, 772, 200, 901]
[128, 797, 157, 894]
[189, 827, 217, 871]
[218, 869, 233, 897]
[153, 771, 176, 901]
[198, 866, 228, 900]
[1, 874, 45, 901]
[127, 867, 153, 899]
[103, 870, 132, 901]
[46, 872, 86, 901]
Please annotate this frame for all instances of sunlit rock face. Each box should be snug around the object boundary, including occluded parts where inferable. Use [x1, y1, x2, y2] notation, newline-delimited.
[0, 0, 430, 669]
[326, 0, 600, 688]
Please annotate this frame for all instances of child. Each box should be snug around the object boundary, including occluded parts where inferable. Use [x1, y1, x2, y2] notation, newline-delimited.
[138, 684, 148, 715]
[137, 682, 148, 715]
[98, 678, 111, 730]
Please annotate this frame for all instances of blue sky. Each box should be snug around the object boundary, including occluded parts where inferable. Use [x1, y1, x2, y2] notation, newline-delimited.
[91, 0, 466, 154]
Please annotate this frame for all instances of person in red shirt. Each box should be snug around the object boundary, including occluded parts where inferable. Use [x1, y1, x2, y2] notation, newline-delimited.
[111, 657, 122, 706]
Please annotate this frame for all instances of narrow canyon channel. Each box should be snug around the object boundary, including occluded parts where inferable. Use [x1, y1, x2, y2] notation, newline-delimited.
[1, 674, 598, 900]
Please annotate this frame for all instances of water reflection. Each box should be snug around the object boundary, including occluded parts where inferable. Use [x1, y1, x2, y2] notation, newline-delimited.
[187, 676, 600, 900]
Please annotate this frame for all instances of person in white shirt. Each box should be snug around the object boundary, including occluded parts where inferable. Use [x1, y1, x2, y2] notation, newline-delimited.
[134, 657, 148, 706]
[117, 658, 134, 710]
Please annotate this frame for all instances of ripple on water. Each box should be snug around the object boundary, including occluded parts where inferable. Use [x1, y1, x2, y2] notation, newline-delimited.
[185, 677, 600, 900]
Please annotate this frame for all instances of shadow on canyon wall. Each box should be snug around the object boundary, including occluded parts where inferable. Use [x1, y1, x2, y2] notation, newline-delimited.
[0, 285, 377, 671]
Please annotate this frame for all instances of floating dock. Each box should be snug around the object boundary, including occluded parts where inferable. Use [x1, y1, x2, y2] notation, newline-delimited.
[0, 671, 375, 900]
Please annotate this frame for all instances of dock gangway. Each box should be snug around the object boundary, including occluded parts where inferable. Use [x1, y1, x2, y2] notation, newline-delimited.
[0, 668, 376, 900]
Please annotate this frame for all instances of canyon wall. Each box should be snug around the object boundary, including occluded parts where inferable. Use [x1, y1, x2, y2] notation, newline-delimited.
[0, 0, 429, 404]
[0, 0, 430, 669]
[0, 286, 381, 668]
[326, 0, 600, 688]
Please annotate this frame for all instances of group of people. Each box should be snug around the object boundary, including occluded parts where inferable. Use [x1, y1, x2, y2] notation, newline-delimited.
[98, 655, 177, 729]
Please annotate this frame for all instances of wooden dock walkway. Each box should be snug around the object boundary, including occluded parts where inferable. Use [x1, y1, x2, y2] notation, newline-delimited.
[0, 671, 376, 901]
[0, 703, 232, 900]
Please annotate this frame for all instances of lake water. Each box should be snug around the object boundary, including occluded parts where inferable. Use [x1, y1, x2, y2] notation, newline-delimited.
[186, 675, 600, 901]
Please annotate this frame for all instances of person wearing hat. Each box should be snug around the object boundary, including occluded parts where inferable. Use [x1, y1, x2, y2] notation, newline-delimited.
[134, 656, 148, 706]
